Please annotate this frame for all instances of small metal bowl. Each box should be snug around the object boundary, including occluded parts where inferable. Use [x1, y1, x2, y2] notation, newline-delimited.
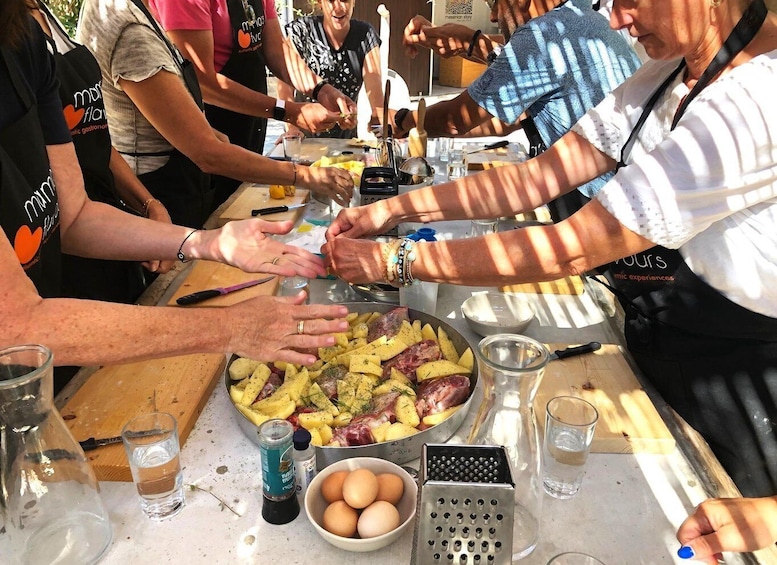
[461, 292, 535, 337]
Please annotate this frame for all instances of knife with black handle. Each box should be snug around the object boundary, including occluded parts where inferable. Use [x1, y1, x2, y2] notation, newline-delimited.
[549, 341, 601, 361]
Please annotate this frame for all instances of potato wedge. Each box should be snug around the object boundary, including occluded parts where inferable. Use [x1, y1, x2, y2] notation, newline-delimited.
[254, 399, 296, 420]
[457, 348, 474, 371]
[395, 320, 420, 346]
[239, 364, 271, 406]
[372, 380, 416, 398]
[371, 421, 392, 443]
[437, 327, 460, 363]
[421, 323, 438, 342]
[416, 359, 472, 381]
[318, 424, 333, 445]
[228, 357, 261, 381]
[395, 395, 421, 428]
[385, 422, 420, 441]
[412, 319, 423, 343]
[422, 405, 462, 426]
[307, 382, 339, 415]
[298, 410, 335, 430]
[389, 367, 413, 386]
[235, 404, 270, 427]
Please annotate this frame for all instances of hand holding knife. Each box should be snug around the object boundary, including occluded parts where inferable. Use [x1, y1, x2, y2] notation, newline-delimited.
[176, 275, 275, 305]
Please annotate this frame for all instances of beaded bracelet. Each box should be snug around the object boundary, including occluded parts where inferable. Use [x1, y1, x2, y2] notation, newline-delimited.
[177, 229, 199, 262]
[383, 239, 403, 285]
[396, 238, 417, 287]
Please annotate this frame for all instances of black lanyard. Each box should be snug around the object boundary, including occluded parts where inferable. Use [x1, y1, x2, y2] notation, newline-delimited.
[617, 0, 768, 170]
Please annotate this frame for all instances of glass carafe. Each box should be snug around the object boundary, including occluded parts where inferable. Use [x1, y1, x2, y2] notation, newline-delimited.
[0, 345, 112, 564]
[468, 334, 549, 560]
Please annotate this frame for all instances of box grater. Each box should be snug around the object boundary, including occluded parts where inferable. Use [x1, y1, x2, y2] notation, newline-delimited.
[411, 444, 515, 565]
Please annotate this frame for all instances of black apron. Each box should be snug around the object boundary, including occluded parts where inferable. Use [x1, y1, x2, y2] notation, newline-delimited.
[206, 0, 268, 212]
[0, 47, 61, 299]
[39, 3, 146, 303]
[124, 0, 213, 229]
[602, 0, 777, 496]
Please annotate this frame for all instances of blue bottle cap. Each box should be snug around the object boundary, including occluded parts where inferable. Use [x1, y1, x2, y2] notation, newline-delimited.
[408, 227, 437, 242]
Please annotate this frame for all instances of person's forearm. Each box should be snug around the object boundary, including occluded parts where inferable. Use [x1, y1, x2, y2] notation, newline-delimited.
[18, 296, 232, 366]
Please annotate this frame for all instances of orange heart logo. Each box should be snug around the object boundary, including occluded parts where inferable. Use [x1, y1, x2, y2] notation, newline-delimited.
[63, 104, 85, 130]
[237, 30, 251, 49]
[14, 225, 43, 265]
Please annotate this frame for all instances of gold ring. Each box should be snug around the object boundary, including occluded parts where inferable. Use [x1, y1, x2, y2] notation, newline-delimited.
[297, 320, 305, 335]
[271, 256, 280, 265]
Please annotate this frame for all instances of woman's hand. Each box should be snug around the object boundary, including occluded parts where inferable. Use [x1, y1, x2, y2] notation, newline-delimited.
[315, 84, 357, 129]
[297, 164, 354, 207]
[287, 101, 341, 134]
[201, 219, 327, 278]
[676, 497, 777, 563]
[320, 237, 385, 285]
[141, 199, 175, 274]
[325, 200, 396, 241]
[228, 293, 350, 366]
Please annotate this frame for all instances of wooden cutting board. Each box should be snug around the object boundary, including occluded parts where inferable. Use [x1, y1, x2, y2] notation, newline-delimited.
[215, 185, 310, 227]
[61, 262, 280, 481]
[535, 343, 676, 454]
[170, 260, 281, 307]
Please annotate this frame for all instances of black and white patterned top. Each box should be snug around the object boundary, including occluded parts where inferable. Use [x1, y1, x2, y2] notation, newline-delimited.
[285, 16, 379, 138]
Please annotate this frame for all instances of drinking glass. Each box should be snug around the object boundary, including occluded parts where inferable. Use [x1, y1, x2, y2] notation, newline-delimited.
[547, 552, 606, 565]
[543, 396, 599, 499]
[447, 149, 468, 180]
[435, 137, 454, 162]
[469, 218, 498, 237]
[283, 133, 303, 163]
[122, 411, 185, 520]
[280, 275, 310, 304]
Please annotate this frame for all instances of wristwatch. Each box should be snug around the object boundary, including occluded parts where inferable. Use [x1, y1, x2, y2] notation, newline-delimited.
[273, 99, 286, 122]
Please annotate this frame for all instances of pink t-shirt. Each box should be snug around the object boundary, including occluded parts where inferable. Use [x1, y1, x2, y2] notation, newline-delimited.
[151, 0, 276, 71]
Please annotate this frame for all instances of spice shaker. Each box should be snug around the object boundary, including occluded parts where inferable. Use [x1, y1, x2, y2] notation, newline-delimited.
[258, 419, 300, 524]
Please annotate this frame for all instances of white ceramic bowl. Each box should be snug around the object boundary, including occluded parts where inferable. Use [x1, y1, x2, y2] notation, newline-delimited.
[304, 457, 418, 552]
[461, 292, 535, 337]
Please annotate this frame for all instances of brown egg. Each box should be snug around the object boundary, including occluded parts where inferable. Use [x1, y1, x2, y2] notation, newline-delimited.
[342, 468, 379, 509]
[322, 500, 358, 538]
[375, 473, 405, 505]
[320, 470, 349, 503]
[357, 501, 401, 539]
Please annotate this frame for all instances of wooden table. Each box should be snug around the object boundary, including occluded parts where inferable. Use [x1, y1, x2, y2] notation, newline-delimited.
[40, 153, 777, 565]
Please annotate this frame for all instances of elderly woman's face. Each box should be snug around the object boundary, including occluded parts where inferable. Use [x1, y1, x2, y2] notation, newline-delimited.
[320, 0, 354, 29]
[610, 0, 712, 60]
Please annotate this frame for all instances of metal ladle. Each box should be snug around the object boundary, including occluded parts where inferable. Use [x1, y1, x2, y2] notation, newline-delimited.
[399, 156, 435, 185]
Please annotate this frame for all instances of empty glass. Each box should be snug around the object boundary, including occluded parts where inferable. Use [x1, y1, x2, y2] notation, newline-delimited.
[283, 133, 303, 163]
[469, 218, 499, 237]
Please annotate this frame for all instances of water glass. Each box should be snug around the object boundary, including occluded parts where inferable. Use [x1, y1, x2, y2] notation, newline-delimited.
[543, 396, 598, 499]
[435, 137, 454, 162]
[469, 218, 498, 238]
[280, 275, 310, 303]
[283, 133, 303, 163]
[122, 411, 185, 520]
[447, 149, 468, 180]
[547, 552, 606, 565]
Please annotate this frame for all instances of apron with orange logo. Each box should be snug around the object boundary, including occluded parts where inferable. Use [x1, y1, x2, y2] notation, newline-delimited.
[0, 47, 61, 298]
[38, 2, 146, 303]
[206, 0, 268, 211]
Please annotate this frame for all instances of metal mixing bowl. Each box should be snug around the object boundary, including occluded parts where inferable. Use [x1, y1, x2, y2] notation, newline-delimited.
[225, 302, 479, 467]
